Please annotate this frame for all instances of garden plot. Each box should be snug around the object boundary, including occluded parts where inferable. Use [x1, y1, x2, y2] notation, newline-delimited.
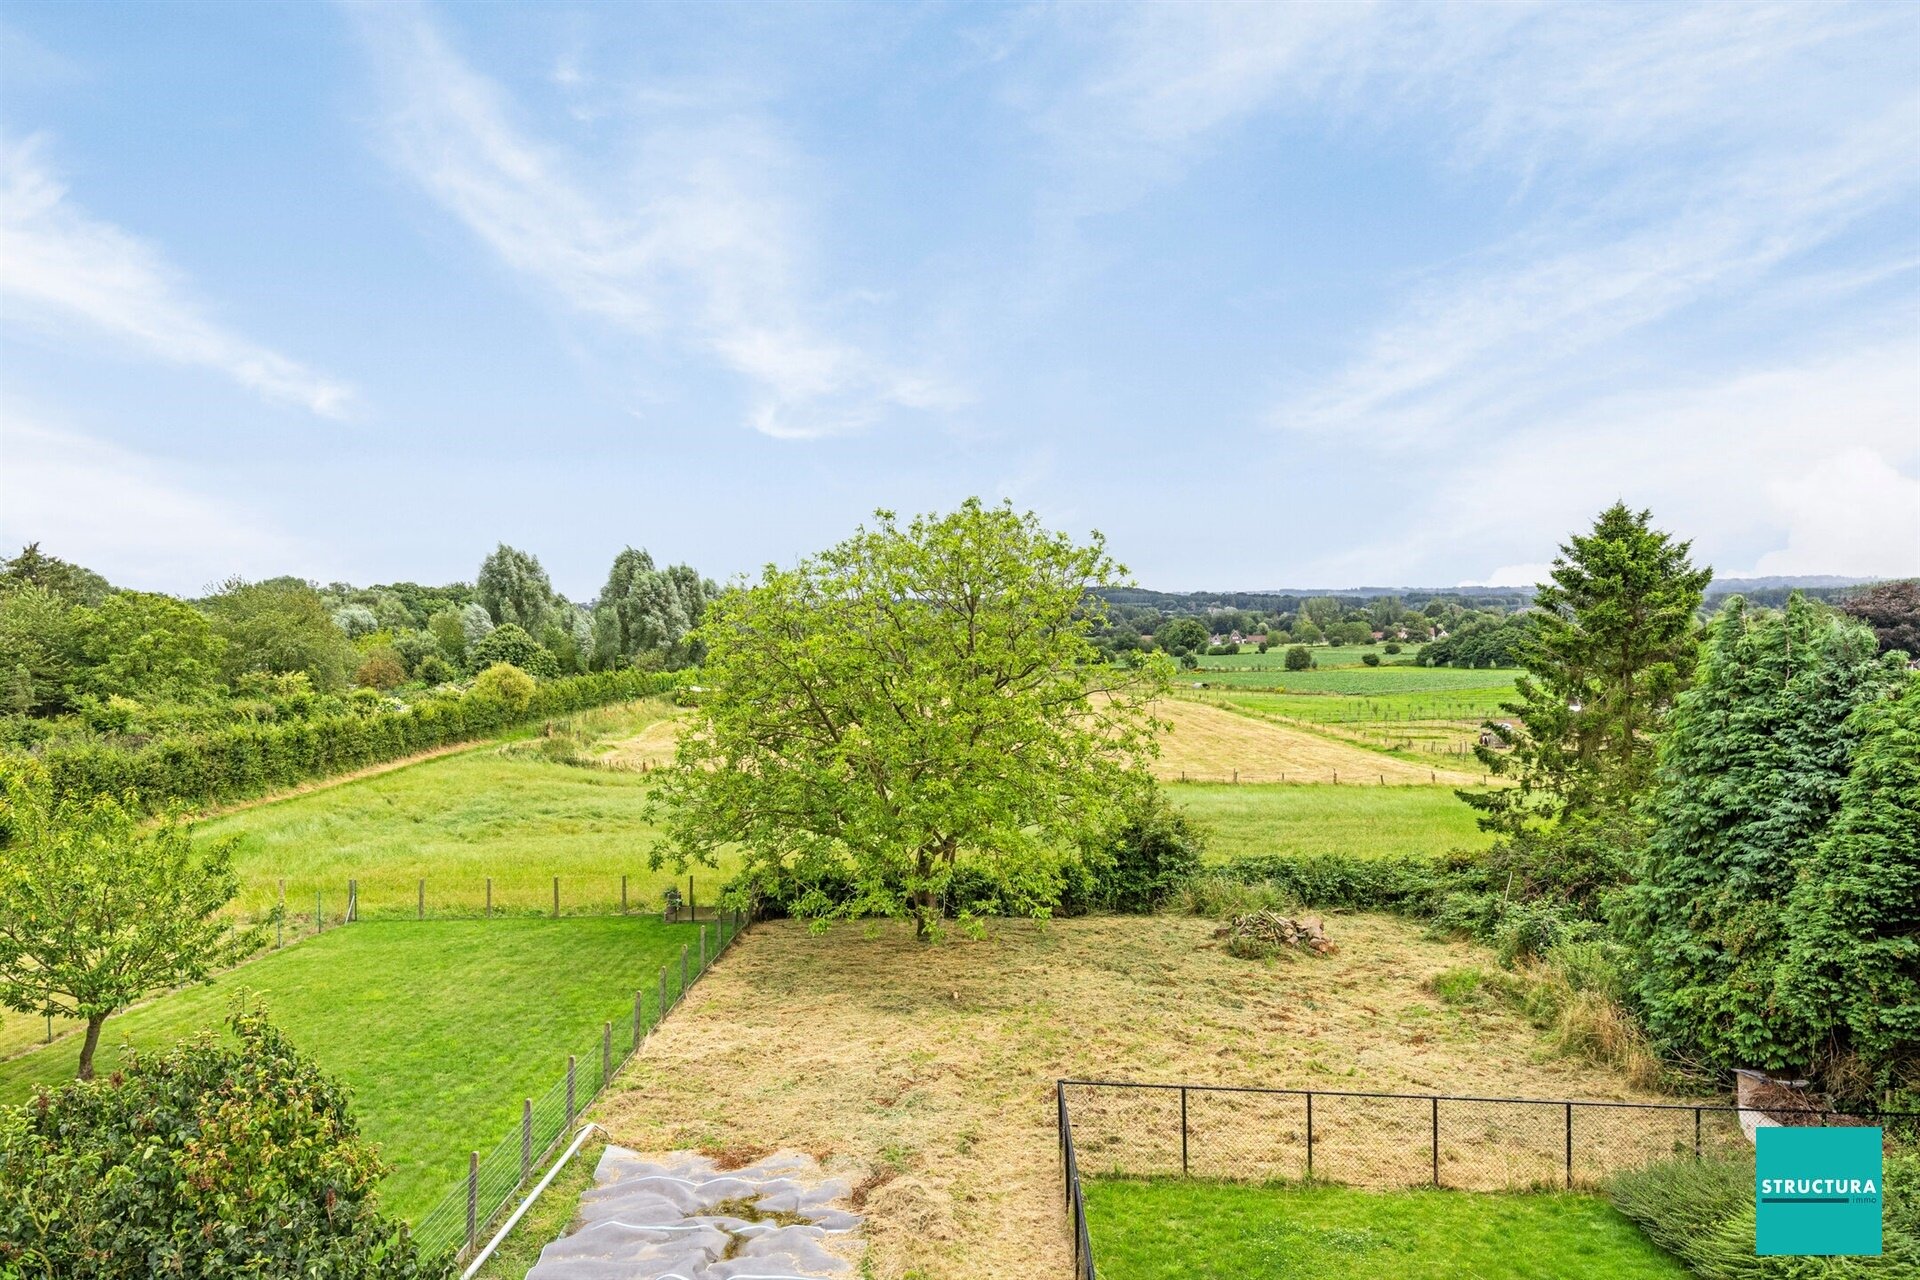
[593, 915, 1675, 1280]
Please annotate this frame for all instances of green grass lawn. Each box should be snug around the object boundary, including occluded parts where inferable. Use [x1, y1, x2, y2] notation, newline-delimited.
[0, 917, 708, 1220]
[199, 740, 738, 924]
[1182, 665, 1520, 694]
[1083, 1179, 1688, 1279]
[1173, 782, 1494, 859]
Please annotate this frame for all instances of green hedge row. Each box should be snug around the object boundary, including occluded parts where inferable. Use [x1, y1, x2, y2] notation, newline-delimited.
[8, 668, 679, 812]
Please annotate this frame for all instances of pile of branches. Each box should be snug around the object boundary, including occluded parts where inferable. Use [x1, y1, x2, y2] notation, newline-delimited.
[1218, 910, 1334, 959]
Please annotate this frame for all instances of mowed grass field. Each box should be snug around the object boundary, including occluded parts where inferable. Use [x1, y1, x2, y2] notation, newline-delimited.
[1083, 1180, 1686, 1279]
[594, 915, 1680, 1280]
[1174, 782, 1493, 859]
[1148, 698, 1481, 785]
[0, 917, 705, 1218]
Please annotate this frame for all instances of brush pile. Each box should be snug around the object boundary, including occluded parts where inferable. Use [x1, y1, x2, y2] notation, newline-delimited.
[1218, 910, 1334, 959]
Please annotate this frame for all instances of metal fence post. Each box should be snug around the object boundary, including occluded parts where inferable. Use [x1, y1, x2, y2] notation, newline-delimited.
[602, 1022, 612, 1087]
[701, 925, 708, 971]
[1180, 1086, 1189, 1176]
[1693, 1107, 1702, 1161]
[680, 945, 689, 999]
[466, 1151, 478, 1253]
[1431, 1096, 1440, 1186]
[1564, 1102, 1574, 1188]
[1305, 1092, 1314, 1180]
[633, 989, 643, 1050]
[521, 1098, 532, 1184]
[566, 1055, 576, 1127]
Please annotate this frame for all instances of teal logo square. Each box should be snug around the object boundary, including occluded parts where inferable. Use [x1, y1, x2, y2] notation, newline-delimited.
[1756, 1127, 1882, 1256]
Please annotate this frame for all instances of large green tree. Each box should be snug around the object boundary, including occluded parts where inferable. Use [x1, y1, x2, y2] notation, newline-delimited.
[591, 547, 710, 668]
[0, 543, 110, 605]
[0, 584, 77, 716]
[649, 499, 1170, 938]
[0, 763, 262, 1078]
[1469, 503, 1711, 833]
[476, 544, 556, 634]
[1626, 597, 1907, 1074]
[1776, 674, 1920, 1094]
[69, 591, 226, 704]
[204, 577, 357, 692]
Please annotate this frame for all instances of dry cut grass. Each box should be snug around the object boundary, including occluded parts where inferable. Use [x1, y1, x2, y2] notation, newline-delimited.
[593, 914, 1679, 1280]
[1151, 698, 1481, 786]
[596, 711, 687, 770]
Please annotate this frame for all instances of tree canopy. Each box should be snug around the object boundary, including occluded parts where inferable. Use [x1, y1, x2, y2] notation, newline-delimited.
[1625, 596, 1907, 1074]
[1468, 503, 1710, 834]
[476, 544, 556, 634]
[0, 762, 262, 1078]
[649, 499, 1170, 938]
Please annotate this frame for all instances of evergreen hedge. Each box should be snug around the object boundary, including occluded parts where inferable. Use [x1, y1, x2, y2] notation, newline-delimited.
[7, 667, 678, 813]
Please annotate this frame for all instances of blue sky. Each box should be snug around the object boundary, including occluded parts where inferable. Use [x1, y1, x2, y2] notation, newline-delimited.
[2, 1, 1916, 598]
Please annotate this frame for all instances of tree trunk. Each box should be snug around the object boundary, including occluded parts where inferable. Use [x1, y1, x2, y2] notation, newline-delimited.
[77, 1014, 106, 1082]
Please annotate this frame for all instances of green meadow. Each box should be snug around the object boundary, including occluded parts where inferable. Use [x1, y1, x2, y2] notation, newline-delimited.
[1172, 781, 1494, 860]
[1083, 1179, 1689, 1280]
[0, 917, 705, 1219]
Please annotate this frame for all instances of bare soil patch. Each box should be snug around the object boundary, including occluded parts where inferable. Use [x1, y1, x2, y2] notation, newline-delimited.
[594, 914, 1670, 1279]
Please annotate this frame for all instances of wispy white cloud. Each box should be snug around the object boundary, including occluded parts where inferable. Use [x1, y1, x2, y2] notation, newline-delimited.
[0, 411, 313, 591]
[1298, 334, 1920, 585]
[0, 135, 354, 417]
[351, 3, 956, 440]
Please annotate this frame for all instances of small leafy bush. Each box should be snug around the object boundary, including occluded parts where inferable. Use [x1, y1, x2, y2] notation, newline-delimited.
[470, 662, 536, 714]
[1361, 653, 1381, 667]
[1609, 1148, 1917, 1277]
[1284, 645, 1313, 671]
[0, 1004, 450, 1279]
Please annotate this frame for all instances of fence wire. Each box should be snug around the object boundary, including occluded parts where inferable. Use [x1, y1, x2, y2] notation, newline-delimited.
[1058, 1078, 1917, 1278]
[411, 909, 744, 1260]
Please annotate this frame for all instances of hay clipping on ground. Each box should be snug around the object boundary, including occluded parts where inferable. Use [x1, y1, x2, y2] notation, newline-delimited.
[592, 915, 1680, 1280]
[1218, 910, 1335, 958]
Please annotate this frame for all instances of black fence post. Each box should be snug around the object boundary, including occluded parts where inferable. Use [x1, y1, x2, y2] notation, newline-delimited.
[1694, 1107, 1702, 1161]
[1431, 1096, 1440, 1186]
[1180, 1086, 1189, 1176]
[1564, 1102, 1574, 1188]
[1305, 1092, 1314, 1180]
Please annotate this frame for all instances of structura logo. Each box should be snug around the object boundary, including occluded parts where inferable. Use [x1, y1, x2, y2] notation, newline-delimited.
[1755, 1127, 1883, 1256]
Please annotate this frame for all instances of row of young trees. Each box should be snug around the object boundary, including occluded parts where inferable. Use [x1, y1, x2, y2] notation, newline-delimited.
[1467, 505, 1916, 1098]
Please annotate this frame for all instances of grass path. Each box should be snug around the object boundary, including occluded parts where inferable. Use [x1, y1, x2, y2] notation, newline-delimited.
[0, 917, 704, 1219]
[1083, 1179, 1687, 1279]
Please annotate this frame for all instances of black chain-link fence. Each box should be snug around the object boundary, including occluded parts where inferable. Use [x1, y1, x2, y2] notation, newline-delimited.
[1057, 1078, 1917, 1278]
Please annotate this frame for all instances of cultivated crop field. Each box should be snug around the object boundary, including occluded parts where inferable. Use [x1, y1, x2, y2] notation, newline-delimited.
[0, 916, 704, 1217]
[590, 914, 1680, 1280]
[1182, 664, 1522, 694]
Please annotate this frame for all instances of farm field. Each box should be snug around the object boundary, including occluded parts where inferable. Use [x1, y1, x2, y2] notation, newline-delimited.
[1147, 697, 1482, 785]
[1182, 664, 1521, 694]
[592, 914, 1677, 1280]
[195, 698, 739, 924]
[0, 917, 705, 1219]
[1082, 1179, 1687, 1279]
[1173, 782, 1494, 860]
[1195, 644, 1410, 669]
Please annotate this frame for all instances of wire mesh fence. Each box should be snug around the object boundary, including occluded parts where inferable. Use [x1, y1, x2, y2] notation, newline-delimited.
[1057, 1078, 1917, 1278]
[411, 908, 747, 1261]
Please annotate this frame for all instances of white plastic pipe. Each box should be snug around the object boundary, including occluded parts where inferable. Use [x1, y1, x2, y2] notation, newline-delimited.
[461, 1122, 602, 1280]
